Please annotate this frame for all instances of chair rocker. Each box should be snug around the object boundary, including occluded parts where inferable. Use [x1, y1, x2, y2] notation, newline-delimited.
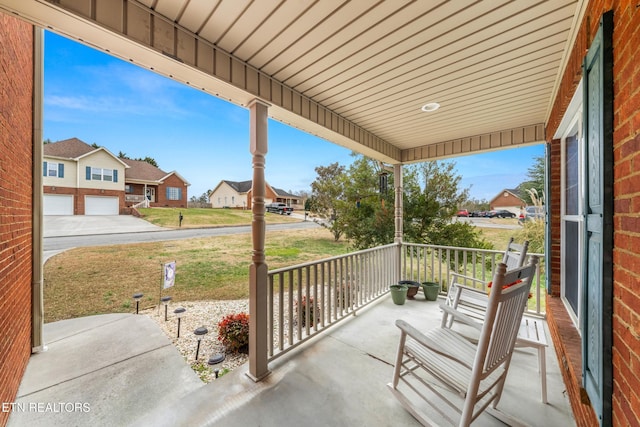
[388, 259, 538, 427]
[441, 238, 529, 328]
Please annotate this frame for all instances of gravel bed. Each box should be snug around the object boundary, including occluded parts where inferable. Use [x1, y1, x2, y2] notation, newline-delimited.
[142, 299, 250, 383]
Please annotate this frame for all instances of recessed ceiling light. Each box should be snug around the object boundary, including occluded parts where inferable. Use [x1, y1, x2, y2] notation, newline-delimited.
[421, 102, 440, 112]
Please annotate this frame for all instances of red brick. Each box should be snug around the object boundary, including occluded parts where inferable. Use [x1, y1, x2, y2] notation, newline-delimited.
[0, 14, 34, 427]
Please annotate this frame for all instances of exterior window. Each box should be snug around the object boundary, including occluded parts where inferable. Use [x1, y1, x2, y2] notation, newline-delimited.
[44, 161, 64, 178]
[48, 162, 58, 177]
[91, 167, 102, 180]
[87, 166, 118, 182]
[125, 185, 133, 194]
[166, 187, 181, 200]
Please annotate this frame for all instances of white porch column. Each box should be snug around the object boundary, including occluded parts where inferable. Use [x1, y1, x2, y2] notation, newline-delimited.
[394, 164, 403, 243]
[247, 99, 271, 382]
[394, 164, 403, 279]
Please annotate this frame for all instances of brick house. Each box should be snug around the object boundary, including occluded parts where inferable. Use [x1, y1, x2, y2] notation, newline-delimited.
[43, 138, 128, 215]
[210, 180, 300, 209]
[2, 2, 640, 426]
[42, 138, 189, 214]
[122, 158, 190, 209]
[488, 189, 526, 214]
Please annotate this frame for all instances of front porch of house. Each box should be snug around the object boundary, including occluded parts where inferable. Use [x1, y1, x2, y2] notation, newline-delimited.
[145, 291, 573, 427]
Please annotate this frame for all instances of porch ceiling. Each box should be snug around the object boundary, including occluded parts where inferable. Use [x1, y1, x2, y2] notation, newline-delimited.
[1, 0, 584, 163]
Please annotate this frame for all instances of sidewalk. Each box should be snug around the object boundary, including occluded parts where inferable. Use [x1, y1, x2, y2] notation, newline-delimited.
[8, 314, 203, 427]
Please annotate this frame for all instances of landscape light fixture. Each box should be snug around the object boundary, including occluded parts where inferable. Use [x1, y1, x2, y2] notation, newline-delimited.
[208, 353, 226, 378]
[174, 307, 186, 338]
[133, 293, 144, 314]
[194, 327, 209, 361]
[161, 296, 172, 321]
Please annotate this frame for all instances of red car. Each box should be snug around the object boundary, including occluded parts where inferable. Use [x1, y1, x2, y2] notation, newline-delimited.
[456, 209, 469, 217]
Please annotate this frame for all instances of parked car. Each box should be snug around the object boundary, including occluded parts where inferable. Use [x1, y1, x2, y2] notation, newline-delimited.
[525, 206, 545, 221]
[456, 209, 469, 217]
[266, 203, 293, 215]
[492, 209, 516, 218]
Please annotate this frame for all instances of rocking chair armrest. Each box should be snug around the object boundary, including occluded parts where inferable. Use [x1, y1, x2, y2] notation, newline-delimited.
[451, 282, 489, 296]
[394, 319, 472, 369]
[449, 272, 486, 285]
[438, 303, 482, 331]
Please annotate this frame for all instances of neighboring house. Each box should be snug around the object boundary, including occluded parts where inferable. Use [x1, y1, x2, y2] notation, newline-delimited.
[210, 180, 300, 209]
[42, 138, 190, 215]
[122, 158, 190, 209]
[43, 138, 128, 215]
[488, 189, 526, 214]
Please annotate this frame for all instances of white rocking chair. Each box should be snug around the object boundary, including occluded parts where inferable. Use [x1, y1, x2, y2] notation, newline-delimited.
[388, 259, 538, 426]
[441, 238, 529, 328]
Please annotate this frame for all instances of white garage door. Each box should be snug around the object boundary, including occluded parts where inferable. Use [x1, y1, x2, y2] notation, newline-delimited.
[85, 196, 119, 215]
[44, 194, 74, 215]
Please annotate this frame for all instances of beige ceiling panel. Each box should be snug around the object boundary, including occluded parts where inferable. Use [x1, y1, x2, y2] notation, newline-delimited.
[247, 0, 348, 69]
[198, 0, 251, 44]
[260, 0, 387, 77]
[296, 0, 507, 96]
[233, 0, 323, 61]
[318, 22, 572, 109]
[215, 0, 281, 54]
[177, 0, 218, 33]
[275, 0, 415, 86]
[153, 0, 185, 22]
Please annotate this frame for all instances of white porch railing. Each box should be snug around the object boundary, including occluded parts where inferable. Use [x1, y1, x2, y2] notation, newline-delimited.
[400, 243, 546, 317]
[267, 243, 398, 362]
[266, 242, 545, 362]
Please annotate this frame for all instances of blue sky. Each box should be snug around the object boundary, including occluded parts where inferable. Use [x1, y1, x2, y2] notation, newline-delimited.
[44, 31, 544, 201]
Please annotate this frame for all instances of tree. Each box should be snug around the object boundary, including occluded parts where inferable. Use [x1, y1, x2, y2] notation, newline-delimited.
[91, 143, 100, 148]
[43, 138, 52, 145]
[118, 151, 128, 159]
[136, 156, 158, 167]
[310, 163, 347, 241]
[402, 161, 488, 249]
[518, 155, 545, 205]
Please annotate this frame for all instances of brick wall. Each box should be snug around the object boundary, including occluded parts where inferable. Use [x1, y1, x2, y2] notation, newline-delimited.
[0, 14, 34, 427]
[545, 1, 640, 425]
[608, 2, 640, 426]
[155, 174, 188, 208]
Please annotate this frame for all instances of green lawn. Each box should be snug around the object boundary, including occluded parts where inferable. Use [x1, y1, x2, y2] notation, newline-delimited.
[44, 214, 540, 322]
[138, 207, 299, 228]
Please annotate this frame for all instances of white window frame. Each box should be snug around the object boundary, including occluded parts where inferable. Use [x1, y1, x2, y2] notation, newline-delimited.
[167, 187, 180, 201]
[47, 162, 59, 177]
[556, 80, 584, 329]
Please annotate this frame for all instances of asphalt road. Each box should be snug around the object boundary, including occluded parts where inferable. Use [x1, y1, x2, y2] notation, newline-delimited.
[43, 221, 320, 252]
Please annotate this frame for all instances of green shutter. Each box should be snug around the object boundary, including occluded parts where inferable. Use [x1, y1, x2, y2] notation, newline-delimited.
[86, 166, 91, 180]
[582, 10, 613, 426]
[58, 164, 64, 178]
[43, 161, 47, 177]
[113, 169, 118, 183]
[178, 188, 182, 200]
[166, 187, 170, 199]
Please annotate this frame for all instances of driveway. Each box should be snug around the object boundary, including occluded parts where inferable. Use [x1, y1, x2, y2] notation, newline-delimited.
[44, 215, 164, 238]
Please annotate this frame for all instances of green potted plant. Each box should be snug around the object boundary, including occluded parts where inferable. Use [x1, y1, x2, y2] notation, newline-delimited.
[389, 283, 408, 305]
[421, 282, 440, 301]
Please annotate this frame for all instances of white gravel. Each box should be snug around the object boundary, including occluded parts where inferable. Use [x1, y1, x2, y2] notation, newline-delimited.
[143, 299, 250, 383]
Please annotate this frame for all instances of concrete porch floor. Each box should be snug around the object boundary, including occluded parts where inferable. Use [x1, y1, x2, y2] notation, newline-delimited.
[9, 295, 575, 426]
[140, 295, 575, 426]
